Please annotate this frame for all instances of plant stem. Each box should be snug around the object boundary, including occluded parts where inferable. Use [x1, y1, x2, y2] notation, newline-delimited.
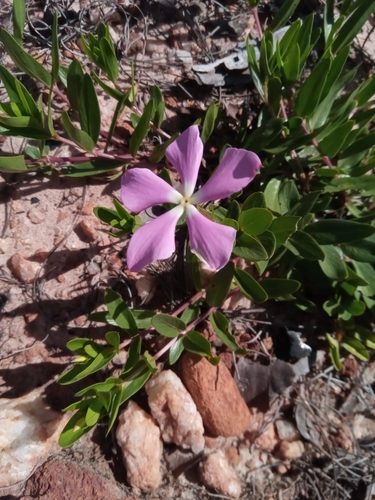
[253, 7, 263, 39]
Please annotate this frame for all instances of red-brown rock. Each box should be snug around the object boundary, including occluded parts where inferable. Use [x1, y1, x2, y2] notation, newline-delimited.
[8, 253, 40, 283]
[180, 353, 252, 437]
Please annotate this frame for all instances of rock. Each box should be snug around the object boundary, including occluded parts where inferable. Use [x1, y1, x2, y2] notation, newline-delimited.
[21, 459, 124, 500]
[275, 420, 300, 442]
[353, 415, 375, 441]
[116, 401, 162, 491]
[0, 387, 66, 488]
[145, 370, 205, 453]
[33, 248, 49, 261]
[135, 274, 156, 304]
[79, 218, 99, 241]
[27, 207, 46, 224]
[277, 440, 305, 460]
[81, 202, 96, 216]
[180, 353, 252, 437]
[199, 451, 242, 499]
[224, 446, 241, 467]
[254, 423, 278, 453]
[8, 252, 40, 283]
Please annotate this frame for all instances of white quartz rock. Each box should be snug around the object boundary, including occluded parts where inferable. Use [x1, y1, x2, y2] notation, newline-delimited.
[199, 450, 242, 499]
[0, 387, 66, 488]
[116, 401, 162, 491]
[145, 370, 205, 453]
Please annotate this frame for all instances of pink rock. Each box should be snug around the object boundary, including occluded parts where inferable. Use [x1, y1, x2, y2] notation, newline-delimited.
[116, 401, 162, 491]
[27, 207, 45, 224]
[180, 353, 252, 437]
[254, 423, 278, 453]
[199, 451, 242, 499]
[145, 370, 205, 453]
[79, 218, 99, 241]
[275, 420, 300, 442]
[277, 440, 305, 460]
[8, 253, 40, 283]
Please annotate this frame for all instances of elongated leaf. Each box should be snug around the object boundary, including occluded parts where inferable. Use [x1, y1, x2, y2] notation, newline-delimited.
[233, 233, 269, 261]
[305, 220, 375, 244]
[267, 76, 282, 114]
[319, 245, 348, 281]
[0, 155, 27, 172]
[168, 337, 185, 365]
[51, 13, 59, 82]
[152, 314, 186, 338]
[210, 311, 247, 354]
[238, 208, 273, 236]
[92, 72, 123, 100]
[286, 231, 325, 260]
[319, 121, 354, 157]
[341, 337, 369, 361]
[244, 118, 284, 152]
[259, 278, 300, 298]
[61, 159, 125, 177]
[0, 29, 52, 86]
[269, 0, 299, 32]
[234, 267, 268, 303]
[79, 74, 100, 144]
[183, 330, 218, 363]
[324, 0, 335, 43]
[59, 409, 93, 447]
[61, 111, 95, 152]
[99, 37, 118, 82]
[326, 333, 342, 370]
[67, 60, 84, 111]
[129, 100, 153, 157]
[283, 44, 300, 82]
[206, 261, 234, 307]
[278, 180, 300, 214]
[58, 347, 115, 384]
[342, 237, 375, 264]
[295, 57, 331, 117]
[201, 102, 220, 143]
[12, 0, 26, 45]
[104, 288, 138, 334]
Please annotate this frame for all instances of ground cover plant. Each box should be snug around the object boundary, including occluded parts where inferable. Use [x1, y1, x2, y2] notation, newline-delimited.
[1, 0, 375, 452]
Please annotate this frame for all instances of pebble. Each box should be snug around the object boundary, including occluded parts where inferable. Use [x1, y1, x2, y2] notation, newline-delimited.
[353, 415, 375, 440]
[116, 401, 162, 491]
[199, 451, 242, 499]
[33, 248, 49, 261]
[180, 353, 252, 437]
[81, 202, 96, 216]
[8, 253, 40, 283]
[145, 370, 205, 453]
[27, 207, 45, 224]
[0, 387, 66, 488]
[275, 420, 300, 442]
[277, 440, 305, 460]
[79, 218, 99, 241]
[254, 423, 278, 453]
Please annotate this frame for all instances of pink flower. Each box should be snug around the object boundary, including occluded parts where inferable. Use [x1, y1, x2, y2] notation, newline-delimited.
[121, 125, 261, 272]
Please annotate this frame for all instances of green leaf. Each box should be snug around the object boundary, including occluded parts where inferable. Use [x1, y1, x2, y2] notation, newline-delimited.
[259, 278, 300, 298]
[342, 237, 375, 264]
[119, 363, 152, 404]
[243, 192, 266, 210]
[283, 44, 300, 82]
[341, 337, 369, 361]
[210, 311, 247, 354]
[85, 398, 103, 426]
[324, 0, 335, 43]
[0, 155, 27, 172]
[180, 302, 200, 325]
[61, 111, 95, 153]
[234, 267, 268, 303]
[244, 118, 284, 152]
[354, 327, 375, 350]
[51, 13, 59, 83]
[331, 0, 375, 54]
[104, 289, 138, 335]
[342, 297, 365, 316]
[79, 74, 101, 144]
[92, 72, 123, 100]
[187, 247, 202, 291]
[269, 0, 300, 31]
[129, 100, 153, 157]
[168, 337, 185, 365]
[352, 261, 375, 297]
[319, 121, 354, 157]
[233, 233, 269, 261]
[238, 208, 273, 236]
[61, 159, 125, 177]
[99, 37, 118, 82]
[278, 180, 300, 215]
[257, 230, 276, 258]
[264, 177, 282, 213]
[105, 331, 120, 351]
[183, 330, 217, 363]
[201, 102, 220, 143]
[305, 220, 375, 244]
[143, 350, 157, 373]
[132, 310, 156, 329]
[267, 76, 282, 114]
[152, 314, 186, 338]
[295, 57, 331, 117]
[326, 333, 342, 370]
[0, 29, 52, 86]
[286, 231, 325, 260]
[150, 133, 179, 163]
[12, 0, 26, 45]
[206, 262, 234, 307]
[319, 245, 348, 281]
[75, 378, 120, 398]
[124, 338, 141, 373]
[58, 347, 115, 384]
[59, 410, 93, 447]
[67, 60, 84, 111]
[268, 216, 300, 245]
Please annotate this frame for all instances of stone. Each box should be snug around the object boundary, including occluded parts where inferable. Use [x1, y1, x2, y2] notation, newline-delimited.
[81, 202, 96, 216]
[353, 415, 375, 441]
[253, 423, 278, 453]
[277, 440, 305, 460]
[116, 401, 162, 491]
[21, 459, 124, 500]
[33, 248, 49, 261]
[180, 353, 252, 437]
[8, 252, 40, 283]
[27, 207, 46, 224]
[275, 420, 300, 442]
[145, 370, 205, 453]
[199, 451, 242, 499]
[79, 217, 99, 241]
[0, 387, 67, 488]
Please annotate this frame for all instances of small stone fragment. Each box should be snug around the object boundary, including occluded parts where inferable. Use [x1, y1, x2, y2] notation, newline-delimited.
[277, 440, 305, 460]
[180, 353, 252, 437]
[8, 253, 40, 283]
[0, 387, 66, 488]
[275, 420, 300, 442]
[353, 415, 375, 440]
[254, 423, 278, 453]
[79, 218, 99, 241]
[116, 401, 162, 491]
[33, 248, 49, 261]
[0, 238, 9, 254]
[27, 207, 45, 224]
[199, 451, 242, 499]
[81, 202, 96, 216]
[145, 370, 205, 453]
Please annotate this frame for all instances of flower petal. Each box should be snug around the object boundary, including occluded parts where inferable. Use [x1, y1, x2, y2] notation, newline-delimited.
[191, 148, 261, 204]
[121, 168, 182, 213]
[127, 205, 184, 271]
[165, 125, 203, 197]
[186, 205, 236, 271]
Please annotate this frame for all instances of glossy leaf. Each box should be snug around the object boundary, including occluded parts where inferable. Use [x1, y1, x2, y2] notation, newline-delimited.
[152, 314, 186, 338]
[0, 155, 28, 172]
[168, 337, 185, 365]
[286, 231, 325, 260]
[259, 278, 300, 298]
[206, 261, 234, 307]
[210, 311, 247, 354]
[242, 192, 266, 210]
[234, 267, 268, 303]
[341, 337, 369, 361]
[183, 330, 218, 364]
[319, 121, 354, 157]
[295, 57, 331, 117]
[61, 159, 125, 177]
[57, 347, 115, 385]
[233, 233, 269, 261]
[12, 0, 26, 45]
[269, 0, 299, 32]
[99, 37, 118, 82]
[201, 102, 220, 143]
[319, 245, 348, 281]
[79, 74, 101, 144]
[61, 111, 95, 152]
[326, 333, 342, 370]
[304, 220, 375, 244]
[67, 60, 84, 111]
[59, 409, 93, 447]
[268, 216, 300, 245]
[129, 100, 153, 157]
[238, 208, 273, 236]
[104, 288, 138, 335]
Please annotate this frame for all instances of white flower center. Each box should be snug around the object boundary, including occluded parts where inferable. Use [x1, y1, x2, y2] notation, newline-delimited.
[180, 196, 192, 208]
